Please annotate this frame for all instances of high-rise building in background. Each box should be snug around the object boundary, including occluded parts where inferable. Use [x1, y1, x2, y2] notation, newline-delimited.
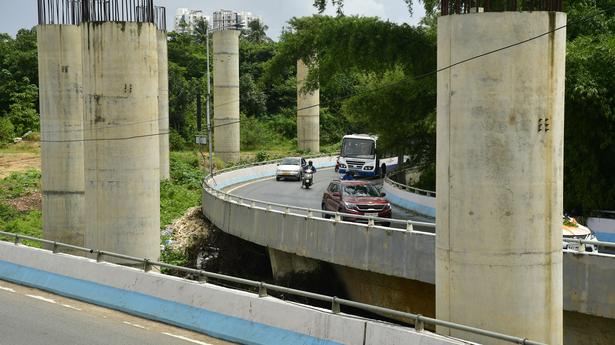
[212, 9, 263, 30]
[174, 8, 210, 33]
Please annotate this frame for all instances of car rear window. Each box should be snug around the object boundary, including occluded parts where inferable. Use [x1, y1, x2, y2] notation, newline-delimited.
[342, 184, 380, 197]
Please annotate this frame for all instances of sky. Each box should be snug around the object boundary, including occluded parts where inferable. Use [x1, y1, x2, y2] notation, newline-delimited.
[0, 0, 426, 40]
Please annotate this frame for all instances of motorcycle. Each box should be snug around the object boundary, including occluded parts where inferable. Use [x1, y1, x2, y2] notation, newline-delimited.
[302, 169, 314, 189]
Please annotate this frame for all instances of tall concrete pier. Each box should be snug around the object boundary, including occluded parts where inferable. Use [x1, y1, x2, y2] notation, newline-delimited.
[81, 18, 160, 261]
[436, 12, 566, 344]
[37, 23, 85, 247]
[213, 30, 240, 163]
[296, 60, 320, 153]
[157, 19, 170, 180]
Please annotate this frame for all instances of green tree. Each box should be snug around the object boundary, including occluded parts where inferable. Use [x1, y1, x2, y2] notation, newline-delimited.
[563, 1, 615, 212]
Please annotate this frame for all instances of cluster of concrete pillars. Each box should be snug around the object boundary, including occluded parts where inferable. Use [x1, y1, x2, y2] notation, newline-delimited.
[38, 3, 168, 261]
[436, 12, 566, 344]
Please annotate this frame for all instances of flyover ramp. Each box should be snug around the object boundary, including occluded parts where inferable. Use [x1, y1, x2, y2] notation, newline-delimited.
[225, 168, 435, 232]
[202, 158, 615, 323]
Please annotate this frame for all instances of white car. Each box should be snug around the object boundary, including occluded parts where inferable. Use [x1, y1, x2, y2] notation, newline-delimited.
[563, 216, 598, 252]
[275, 157, 306, 181]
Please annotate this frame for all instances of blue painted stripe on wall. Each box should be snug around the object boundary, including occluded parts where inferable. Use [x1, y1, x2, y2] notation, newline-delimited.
[0, 260, 343, 345]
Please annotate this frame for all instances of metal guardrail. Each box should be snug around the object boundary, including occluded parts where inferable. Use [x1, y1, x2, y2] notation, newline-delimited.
[384, 167, 437, 197]
[205, 156, 437, 232]
[563, 238, 615, 252]
[0, 230, 545, 345]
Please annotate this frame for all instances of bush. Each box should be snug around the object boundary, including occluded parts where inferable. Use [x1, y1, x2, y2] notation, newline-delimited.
[0, 117, 15, 144]
[255, 150, 270, 162]
[169, 128, 187, 151]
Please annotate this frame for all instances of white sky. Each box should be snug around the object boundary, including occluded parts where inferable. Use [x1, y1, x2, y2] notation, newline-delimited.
[0, 0, 426, 40]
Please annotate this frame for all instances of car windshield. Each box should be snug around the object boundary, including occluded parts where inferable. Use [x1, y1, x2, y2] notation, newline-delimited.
[341, 138, 375, 159]
[342, 184, 380, 197]
[280, 158, 300, 166]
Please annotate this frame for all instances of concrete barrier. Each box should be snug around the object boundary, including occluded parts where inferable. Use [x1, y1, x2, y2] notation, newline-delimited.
[0, 242, 466, 345]
[382, 181, 436, 218]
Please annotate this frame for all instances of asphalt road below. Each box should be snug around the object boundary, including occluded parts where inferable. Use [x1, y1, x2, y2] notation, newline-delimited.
[0, 280, 235, 345]
[225, 168, 435, 233]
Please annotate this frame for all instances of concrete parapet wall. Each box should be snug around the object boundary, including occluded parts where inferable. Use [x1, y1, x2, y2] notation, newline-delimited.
[0, 241, 466, 345]
[383, 181, 436, 218]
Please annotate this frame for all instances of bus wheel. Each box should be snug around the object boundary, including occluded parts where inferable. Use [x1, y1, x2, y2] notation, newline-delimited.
[380, 163, 387, 178]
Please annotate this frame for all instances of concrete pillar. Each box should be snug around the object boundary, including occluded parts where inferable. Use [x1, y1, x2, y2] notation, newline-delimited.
[38, 25, 85, 248]
[213, 30, 240, 163]
[81, 22, 160, 261]
[157, 30, 170, 180]
[268, 248, 320, 282]
[436, 12, 565, 344]
[296, 59, 320, 153]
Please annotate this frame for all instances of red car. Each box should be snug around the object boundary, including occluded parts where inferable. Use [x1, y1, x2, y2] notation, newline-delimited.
[321, 180, 392, 226]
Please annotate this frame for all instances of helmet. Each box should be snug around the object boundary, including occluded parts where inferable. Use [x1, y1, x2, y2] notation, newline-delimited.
[308, 160, 313, 165]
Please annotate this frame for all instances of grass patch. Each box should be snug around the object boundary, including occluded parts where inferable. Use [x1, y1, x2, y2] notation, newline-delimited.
[0, 169, 42, 246]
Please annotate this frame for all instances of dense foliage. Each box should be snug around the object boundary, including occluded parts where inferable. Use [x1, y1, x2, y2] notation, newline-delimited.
[0, 29, 39, 143]
[1, 2, 615, 212]
[564, 0, 615, 212]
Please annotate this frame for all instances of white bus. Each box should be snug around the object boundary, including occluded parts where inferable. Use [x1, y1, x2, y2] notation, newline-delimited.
[337, 134, 387, 178]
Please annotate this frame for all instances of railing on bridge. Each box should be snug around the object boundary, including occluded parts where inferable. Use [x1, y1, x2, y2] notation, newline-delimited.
[385, 166, 437, 198]
[0, 230, 546, 345]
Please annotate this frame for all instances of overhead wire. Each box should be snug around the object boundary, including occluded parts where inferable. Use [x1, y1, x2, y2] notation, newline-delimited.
[39, 6, 609, 141]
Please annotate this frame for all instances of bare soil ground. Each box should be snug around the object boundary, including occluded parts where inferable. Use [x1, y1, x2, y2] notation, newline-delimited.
[0, 142, 41, 179]
[5, 192, 42, 212]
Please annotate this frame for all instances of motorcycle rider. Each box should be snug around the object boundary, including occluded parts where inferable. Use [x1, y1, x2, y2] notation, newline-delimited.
[342, 170, 354, 180]
[304, 160, 317, 174]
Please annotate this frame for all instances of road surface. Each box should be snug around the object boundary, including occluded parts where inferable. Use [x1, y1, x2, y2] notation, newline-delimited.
[0, 280, 234, 345]
[225, 168, 435, 233]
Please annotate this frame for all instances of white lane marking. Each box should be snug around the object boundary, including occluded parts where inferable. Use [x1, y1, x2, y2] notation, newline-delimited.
[226, 166, 335, 194]
[162, 332, 214, 345]
[123, 321, 148, 329]
[26, 294, 57, 304]
[61, 304, 82, 311]
[0, 286, 15, 293]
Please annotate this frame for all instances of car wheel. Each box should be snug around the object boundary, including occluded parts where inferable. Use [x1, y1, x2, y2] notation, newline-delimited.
[322, 204, 330, 219]
[276, 176, 281, 181]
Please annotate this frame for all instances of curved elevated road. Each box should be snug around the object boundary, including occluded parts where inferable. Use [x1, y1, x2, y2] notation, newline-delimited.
[225, 168, 435, 233]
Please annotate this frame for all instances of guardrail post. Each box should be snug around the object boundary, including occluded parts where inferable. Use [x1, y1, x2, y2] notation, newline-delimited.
[579, 241, 586, 253]
[258, 282, 268, 297]
[96, 251, 103, 262]
[307, 209, 313, 218]
[52, 241, 59, 253]
[406, 221, 414, 232]
[331, 296, 341, 314]
[238, 197, 243, 205]
[14, 235, 20, 245]
[267, 204, 272, 211]
[368, 218, 375, 227]
[284, 207, 290, 215]
[335, 212, 341, 222]
[415, 314, 424, 332]
[250, 201, 256, 208]
[143, 259, 152, 272]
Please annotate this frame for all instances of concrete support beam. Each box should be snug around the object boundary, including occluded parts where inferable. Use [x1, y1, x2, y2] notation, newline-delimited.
[38, 25, 85, 248]
[436, 12, 566, 344]
[296, 59, 320, 153]
[81, 22, 160, 261]
[213, 30, 240, 163]
[157, 30, 170, 180]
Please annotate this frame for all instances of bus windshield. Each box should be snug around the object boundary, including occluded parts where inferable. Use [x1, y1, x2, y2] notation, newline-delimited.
[341, 138, 375, 159]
